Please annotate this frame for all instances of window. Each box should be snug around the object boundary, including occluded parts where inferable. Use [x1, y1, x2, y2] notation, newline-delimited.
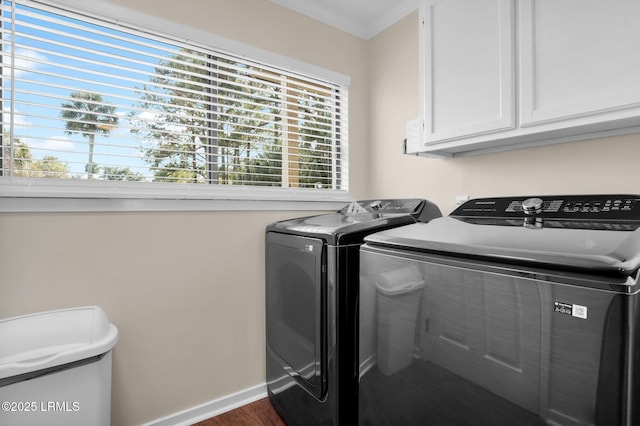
[0, 0, 348, 202]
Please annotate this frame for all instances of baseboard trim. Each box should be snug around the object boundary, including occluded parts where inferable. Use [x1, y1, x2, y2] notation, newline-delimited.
[142, 383, 268, 426]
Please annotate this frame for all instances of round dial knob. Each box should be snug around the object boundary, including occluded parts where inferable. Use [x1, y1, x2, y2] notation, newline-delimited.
[522, 198, 544, 215]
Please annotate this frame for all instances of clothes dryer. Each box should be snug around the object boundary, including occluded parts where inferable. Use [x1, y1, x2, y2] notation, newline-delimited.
[266, 199, 441, 425]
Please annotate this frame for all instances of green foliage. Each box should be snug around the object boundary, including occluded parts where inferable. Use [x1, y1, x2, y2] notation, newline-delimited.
[245, 144, 282, 186]
[2, 137, 32, 177]
[297, 92, 334, 189]
[100, 166, 145, 181]
[9, 55, 338, 187]
[60, 91, 119, 180]
[129, 50, 211, 183]
[31, 155, 70, 178]
[130, 48, 337, 188]
[2, 136, 70, 178]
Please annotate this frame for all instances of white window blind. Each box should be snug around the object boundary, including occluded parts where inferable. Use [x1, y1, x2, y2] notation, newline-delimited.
[0, 0, 348, 197]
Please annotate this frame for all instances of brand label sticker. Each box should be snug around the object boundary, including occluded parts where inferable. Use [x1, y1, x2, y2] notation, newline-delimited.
[554, 301, 587, 319]
[572, 304, 588, 319]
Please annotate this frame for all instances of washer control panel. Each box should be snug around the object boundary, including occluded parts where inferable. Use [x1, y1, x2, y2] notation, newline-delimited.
[453, 195, 640, 220]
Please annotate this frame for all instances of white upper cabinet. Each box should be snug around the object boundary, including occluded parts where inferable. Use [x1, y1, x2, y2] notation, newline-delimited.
[409, 0, 640, 157]
[519, 0, 640, 126]
[422, 0, 515, 143]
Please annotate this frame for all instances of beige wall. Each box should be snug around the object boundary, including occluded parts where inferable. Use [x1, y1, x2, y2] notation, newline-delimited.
[2, 3, 640, 426]
[0, 211, 306, 424]
[369, 11, 640, 215]
[0, 1, 368, 425]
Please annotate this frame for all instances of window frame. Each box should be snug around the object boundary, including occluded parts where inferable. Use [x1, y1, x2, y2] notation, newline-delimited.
[0, 0, 351, 212]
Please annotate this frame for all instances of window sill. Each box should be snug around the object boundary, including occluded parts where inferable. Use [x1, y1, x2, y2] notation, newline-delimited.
[0, 178, 351, 212]
[0, 197, 349, 213]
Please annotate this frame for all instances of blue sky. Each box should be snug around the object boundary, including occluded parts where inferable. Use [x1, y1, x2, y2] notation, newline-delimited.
[4, 2, 180, 178]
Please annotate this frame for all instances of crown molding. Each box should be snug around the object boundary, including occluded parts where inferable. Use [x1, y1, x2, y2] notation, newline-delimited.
[271, 0, 420, 40]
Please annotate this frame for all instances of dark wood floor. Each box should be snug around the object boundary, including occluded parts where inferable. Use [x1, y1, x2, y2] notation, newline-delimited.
[192, 398, 286, 426]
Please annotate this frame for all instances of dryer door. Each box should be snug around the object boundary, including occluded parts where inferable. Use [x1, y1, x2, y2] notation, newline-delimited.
[266, 232, 327, 399]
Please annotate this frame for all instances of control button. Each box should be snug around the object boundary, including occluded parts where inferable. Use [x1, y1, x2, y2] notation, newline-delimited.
[522, 198, 544, 215]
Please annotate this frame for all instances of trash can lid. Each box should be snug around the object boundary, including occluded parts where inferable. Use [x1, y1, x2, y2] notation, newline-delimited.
[0, 306, 118, 379]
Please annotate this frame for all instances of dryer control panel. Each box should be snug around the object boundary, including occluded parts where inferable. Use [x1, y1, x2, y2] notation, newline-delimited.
[340, 198, 442, 223]
[340, 198, 425, 214]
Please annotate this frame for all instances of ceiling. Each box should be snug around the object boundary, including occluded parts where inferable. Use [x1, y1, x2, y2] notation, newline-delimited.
[270, 0, 420, 40]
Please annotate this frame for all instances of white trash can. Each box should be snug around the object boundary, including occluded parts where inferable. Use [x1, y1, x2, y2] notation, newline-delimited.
[0, 306, 118, 426]
[376, 266, 425, 376]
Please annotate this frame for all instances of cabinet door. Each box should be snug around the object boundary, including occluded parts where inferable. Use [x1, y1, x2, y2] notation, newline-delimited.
[519, 0, 640, 126]
[422, 0, 515, 143]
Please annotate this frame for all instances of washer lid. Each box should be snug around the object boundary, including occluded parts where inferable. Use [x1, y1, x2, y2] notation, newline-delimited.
[365, 195, 640, 277]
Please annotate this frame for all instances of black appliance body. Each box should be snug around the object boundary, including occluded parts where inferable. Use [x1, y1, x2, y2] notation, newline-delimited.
[266, 199, 442, 425]
[359, 195, 640, 426]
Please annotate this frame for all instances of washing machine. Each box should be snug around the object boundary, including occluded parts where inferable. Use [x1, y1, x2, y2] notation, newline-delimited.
[359, 195, 640, 425]
[265, 198, 442, 425]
